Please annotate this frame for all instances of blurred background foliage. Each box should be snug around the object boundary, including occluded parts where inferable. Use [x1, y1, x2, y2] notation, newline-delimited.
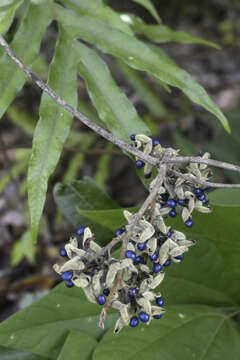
[0, 0, 240, 358]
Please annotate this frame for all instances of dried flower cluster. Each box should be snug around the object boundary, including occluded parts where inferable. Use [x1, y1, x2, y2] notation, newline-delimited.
[54, 135, 213, 334]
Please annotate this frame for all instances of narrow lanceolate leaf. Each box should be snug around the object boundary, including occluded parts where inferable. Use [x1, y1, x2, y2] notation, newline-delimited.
[27, 28, 78, 242]
[131, 0, 162, 24]
[62, 0, 133, 35]
[0, 0, 23, 35]
[76, 42, 150, 141]
[0, 1, 52, 118]
[54, 4, 230, 133]
[121, 13, 219, 48]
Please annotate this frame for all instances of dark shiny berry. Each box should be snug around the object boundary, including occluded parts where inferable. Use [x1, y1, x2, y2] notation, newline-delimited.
[178, 199, 185, 206]
[167, 199, 177, 208]
[59, 248, 67, 257]
[130, 240, 136, 245]
[198, 193, 206, 201]
[156, 297, 164, 306]
[154, 314, 163, 319]
[144, 172, 152, 179]
[121, 226, 126, 232]
[167, 229, 173, 238]
[65, 280, 74, 288]
[103, 288, 110, 296]
[125, 250, 136, 260]
[194, 188, 203, 195]
[163, 259, 171, 267]
[205, 186, 212, 192]
[115, 229, 121, 237]
[129, 316, 139, 327]
[134, 256, 143, 265]
[169, 209, 177, 218]
[185, 219, 193, 227]
[149, 251, 158, 262]
[175, 254, 184, 261]
[202, 198, 208, 205]
[128, 287, 138, 299]
[137, 242, 146, 251]
[153, 139, 160, 147]
[61, 271, 73, 281]
[136, 160, 145, 168]
[139, 311, 150, 322]
[153, 263, 162, 273]
[97, 294, 106, 305]
[76, 226, 85, 236]
[161, 193, 169, 202]
[130, 134, 136, 141]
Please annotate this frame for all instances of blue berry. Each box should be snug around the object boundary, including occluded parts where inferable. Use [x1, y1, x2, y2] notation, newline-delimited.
[65, 280, 74, 288]
[130, 134, 136, 141]
[167, 229, 173, 238]
[136, 160, 145, 168]
[161, 193, 169, 202]
[115, 229, 121, 237]
[154, 314, 162, 319]
[128, 287, 138, 299]
[202, 198, 208, 205]
[205, 186, 212, 192]
[167, 199, 177, 208]
[149, 251, 158, 262]
[185, 219, 193, 228]
[129, 316, 139, 327]
[153, 263, 162, 273]
[156, 297, 164, 306]
[97, 294, 106, 305]
[175, 254, 184, 261]
[163, 259, 171, 267]
[194, 188, 203, 195]
[139, 311, 150, 322]
[153, 139, 160, 147]
[137, 242, 146, 251]
[61, 271, 73, 281]
[198, 193, 206, 202]
[59, 248, 67, 257]
[178, 199, 185, 206]
[121, 226, 126, 232]
[144, 172, 152, 179]
[76, 226, 85, 236]
[134, 256, 143, 265]
[130, 240, 136, 245]
[169, 209, 177, 218]
[103, 288, 110, 296]
[125, 250, 136, 260]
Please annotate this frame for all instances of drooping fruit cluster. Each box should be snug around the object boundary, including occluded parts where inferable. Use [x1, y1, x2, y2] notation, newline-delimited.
[54, 135, 213, 334]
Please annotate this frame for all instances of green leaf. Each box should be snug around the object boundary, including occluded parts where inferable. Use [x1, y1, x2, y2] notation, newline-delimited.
[167, 203, 240, 302]
[95, 142, 113, 188]
[7, 105, 36, 135]
[53, 178, 118, 245]
[27, 27, 78, 242]
[57, 331, 97, 360]
[131, 0, 162, 24]
[0, 284, 117, 359]
[0, 0, 23, 35]
[0, 1, 52, 119]
[0, 346, 45, 360]
[11, 230, 35, 266]
[123, 13, 219, 48]
[117, 59, 167, 117]
[0, 155, 29, 193]
[54, 4, 230, 132]
[93, 305, 240, 360]
[208, 189, 240, 206]
[75, 41, 150, 142]
[61, 0, 133, 35]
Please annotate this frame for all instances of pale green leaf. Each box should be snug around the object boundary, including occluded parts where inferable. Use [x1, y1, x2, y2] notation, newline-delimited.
[7, 105, 36, 135]
[76, 41, 150, 141]
[0, 346, 45, 360]
[0, 156, 29, 193]
[0, 0, 23, 35]
[27, 27, 78, 242]
[95, 142, 113, 187]
[11, 230, 35, 266]
[54, 4, 230, 132]
[131, 0, 161, 24]
[0, 1, 52, 119]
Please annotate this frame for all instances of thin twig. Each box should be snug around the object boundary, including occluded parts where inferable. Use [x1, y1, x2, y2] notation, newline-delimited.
[1, 35, 240, 183]
[171, 169, 240, 189]
[98, 165, 166, 328]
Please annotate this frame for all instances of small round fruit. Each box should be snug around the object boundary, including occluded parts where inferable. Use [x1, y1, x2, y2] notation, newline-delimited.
[144, 172, 152, 179]
[103, 288, 110, 296]
[163, 259, 171, 267]
[65, 280, 74, 288]
[61, 271, 73, 281]
[175, 254, 184, 261]
[59, 248, 67, 257]
[130, 134, 136, 141]
[169, 209, 177, 218]
[129, 316, 139, 327]
[125, 250, 136, 260]
[156, 297, 164, 306]
[149, 251, 158, 262]
[76, 226, 85, 236]
[115, 229, 121, 237]
[178, 199, 185, 206]
[153, 263, 162, 273]
[139, 312, 150, 323]
[128, 287, 138, 299]
[167, 199, 177, 208]
[97, 294, 106, 305]
[153, 139, 160, 147]
[185, 219, 193, 228]
[137, 242, 146, 251]
[136, 160, 145, 168]
[154, 314, 163, 319]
